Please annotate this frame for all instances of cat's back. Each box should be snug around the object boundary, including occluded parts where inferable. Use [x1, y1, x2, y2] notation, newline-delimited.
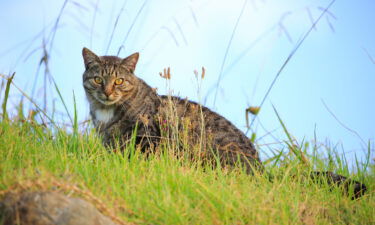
[159, 95, 262, 172]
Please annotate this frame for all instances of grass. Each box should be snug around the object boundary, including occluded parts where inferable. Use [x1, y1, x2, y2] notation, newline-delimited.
[0, 112, 374, 224]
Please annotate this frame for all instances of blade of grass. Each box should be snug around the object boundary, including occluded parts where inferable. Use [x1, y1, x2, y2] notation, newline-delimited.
[90, 0, 100, 48]
[48, 0, 68, 52]
[73, 91, 78, 135]
[1, 73, 15, 121]
[212, 0, 248, 107]
[0, 74, 57, 128]
[17, 97, 25, 120]
[248, 0, 336, 128]
[362, 140, 371, 173]
[272, 105, 310, 166]
[117, 0, 148, 56]
[52, 79, 73, 125]
[321, 99, 366, 147]
[262, 149, 284, 167]
[105, 0, 128, 54]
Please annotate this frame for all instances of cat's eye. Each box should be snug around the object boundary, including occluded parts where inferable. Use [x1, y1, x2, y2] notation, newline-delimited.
[115, 78, 124, 85]
[94, 77, 103, 84]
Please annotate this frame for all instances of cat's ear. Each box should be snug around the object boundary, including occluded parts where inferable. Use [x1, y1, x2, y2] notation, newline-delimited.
[121, 52, 139, 73]
[82, 47, 100, 69]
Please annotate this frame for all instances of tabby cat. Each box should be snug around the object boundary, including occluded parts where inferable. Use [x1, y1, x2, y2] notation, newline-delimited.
[82, 47, 366, 198]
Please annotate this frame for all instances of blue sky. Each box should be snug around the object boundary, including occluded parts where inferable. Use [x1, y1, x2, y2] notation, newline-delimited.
[1, 0, 374, 164]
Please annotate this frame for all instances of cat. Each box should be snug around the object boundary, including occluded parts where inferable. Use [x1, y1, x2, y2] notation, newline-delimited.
[82, 47, 366, 198]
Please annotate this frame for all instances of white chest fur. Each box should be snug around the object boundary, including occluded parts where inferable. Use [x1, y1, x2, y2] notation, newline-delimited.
[95, 108, 114, 124]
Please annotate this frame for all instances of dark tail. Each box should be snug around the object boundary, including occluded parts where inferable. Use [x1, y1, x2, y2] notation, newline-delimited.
[310, 171, 367, 199]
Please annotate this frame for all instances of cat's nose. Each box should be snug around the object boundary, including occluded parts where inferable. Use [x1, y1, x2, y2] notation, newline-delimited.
[104, 88, 113, 97]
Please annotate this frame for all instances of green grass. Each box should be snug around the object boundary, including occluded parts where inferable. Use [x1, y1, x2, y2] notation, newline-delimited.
[0, 117, 374, 225]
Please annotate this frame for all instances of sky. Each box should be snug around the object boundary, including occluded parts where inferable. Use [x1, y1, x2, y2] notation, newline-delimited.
[0, 0, 374, 165]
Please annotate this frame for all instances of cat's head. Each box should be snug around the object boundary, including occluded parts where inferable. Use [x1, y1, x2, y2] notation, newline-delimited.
[82, 47, 139, 106]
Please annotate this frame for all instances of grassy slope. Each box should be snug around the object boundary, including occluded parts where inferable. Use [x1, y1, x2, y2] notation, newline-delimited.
[0, 120, 374, 225]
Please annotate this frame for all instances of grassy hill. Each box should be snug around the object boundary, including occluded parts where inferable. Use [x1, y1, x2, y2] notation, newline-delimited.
[0, 115, 374, 224]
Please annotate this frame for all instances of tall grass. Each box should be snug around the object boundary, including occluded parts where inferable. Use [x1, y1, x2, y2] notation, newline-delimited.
[0, 81, 374, 224]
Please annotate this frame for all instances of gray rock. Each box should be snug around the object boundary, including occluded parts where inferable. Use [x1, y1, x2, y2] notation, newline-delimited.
[0, 191, 119, 225]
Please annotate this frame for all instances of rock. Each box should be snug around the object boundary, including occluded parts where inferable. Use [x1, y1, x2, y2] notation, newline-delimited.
[0, 191, 119, 225]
